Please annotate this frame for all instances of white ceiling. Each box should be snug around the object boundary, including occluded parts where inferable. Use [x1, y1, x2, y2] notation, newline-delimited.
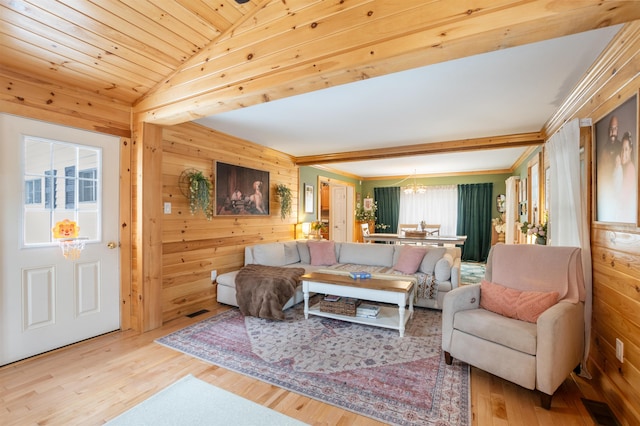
[195, 25, 622, 178]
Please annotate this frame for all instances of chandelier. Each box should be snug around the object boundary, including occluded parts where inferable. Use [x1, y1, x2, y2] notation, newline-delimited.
[403, 170, 427, 194]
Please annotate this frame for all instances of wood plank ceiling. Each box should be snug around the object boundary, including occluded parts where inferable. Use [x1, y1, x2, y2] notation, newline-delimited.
[2, 1, 640, 167]
[1, 0, 259, 104]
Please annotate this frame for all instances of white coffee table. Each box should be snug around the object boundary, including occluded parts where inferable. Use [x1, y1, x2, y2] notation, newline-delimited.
[301, 272, 414, 337]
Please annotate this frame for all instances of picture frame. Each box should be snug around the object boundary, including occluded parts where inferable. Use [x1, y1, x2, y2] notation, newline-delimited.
[594, 93, 638, 224]
[304, 183, 314, 213]
[214, 162, 270, 216]
[363, 197, 374, 211]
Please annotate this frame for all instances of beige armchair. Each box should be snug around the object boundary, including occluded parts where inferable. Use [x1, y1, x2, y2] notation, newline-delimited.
[442, 243, 585, 409]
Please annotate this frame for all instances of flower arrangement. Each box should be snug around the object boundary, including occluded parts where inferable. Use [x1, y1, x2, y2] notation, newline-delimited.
[520, 220, 547, 242]
[492, 216, 506, 234]
[311, 221, 326, 232]
[375, 223, 390, 231]
[355, 201, 377, 222]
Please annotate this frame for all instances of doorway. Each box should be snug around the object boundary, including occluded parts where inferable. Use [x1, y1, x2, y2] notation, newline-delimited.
[317, 177, 354, 242]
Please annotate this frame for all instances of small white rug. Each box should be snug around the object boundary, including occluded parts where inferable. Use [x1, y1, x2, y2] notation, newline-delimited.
[106, 375, 307, 426]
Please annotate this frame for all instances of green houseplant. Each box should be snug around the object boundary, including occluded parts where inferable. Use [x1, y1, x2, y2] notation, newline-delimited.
[180, 169, 213, 220]
[275, 184, 292, 220]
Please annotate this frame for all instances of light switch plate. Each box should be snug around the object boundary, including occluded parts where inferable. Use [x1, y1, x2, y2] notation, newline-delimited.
[164, 202, 171, 214]
[616, 338, 624, 363]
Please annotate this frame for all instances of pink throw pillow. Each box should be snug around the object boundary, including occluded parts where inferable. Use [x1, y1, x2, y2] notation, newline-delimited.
[393, 245, 427, 274]
[480, 280, 559, 323]
[308, 240, 337, 266]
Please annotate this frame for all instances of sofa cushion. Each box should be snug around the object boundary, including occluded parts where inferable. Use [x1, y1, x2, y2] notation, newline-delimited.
[418, 247, 446, 274]
[393, 245, 427, 274]
[434, 253, 453, 281]
[308, 240, 338, 266]
[480, 280, 559, 323]
[253, 242, 286, 266]
[283, 241, 301, 264]
[297, 241, 311, 264]
[339, 242, 395, 267]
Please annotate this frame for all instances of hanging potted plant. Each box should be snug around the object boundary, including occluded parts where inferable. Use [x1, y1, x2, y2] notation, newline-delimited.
[275, 183, 292, 220]
[179, 169, 213, 220]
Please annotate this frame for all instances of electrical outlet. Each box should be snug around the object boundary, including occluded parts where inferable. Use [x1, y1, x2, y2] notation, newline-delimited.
[211, 270, 217, 281]
[163, 202, 171, 214]
[616, 338, 624, 363]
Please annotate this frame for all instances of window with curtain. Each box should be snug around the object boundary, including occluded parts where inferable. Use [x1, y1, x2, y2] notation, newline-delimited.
[457, 183, 492, 262]
[398, 185, 458, 235]
[373, 187, 400, 233]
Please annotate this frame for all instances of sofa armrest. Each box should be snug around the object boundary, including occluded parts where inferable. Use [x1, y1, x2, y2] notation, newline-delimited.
[536, 301, 584, 395]
[442, 284, 480, 352]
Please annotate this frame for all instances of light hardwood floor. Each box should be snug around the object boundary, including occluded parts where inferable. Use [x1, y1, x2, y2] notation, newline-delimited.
[1, 305, 603, 425]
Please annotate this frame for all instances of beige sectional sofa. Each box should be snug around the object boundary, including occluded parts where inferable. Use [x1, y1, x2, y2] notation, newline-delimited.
[216, 240, 461, 311]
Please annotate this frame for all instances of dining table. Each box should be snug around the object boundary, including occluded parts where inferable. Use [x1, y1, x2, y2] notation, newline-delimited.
[363, 233, 467, 246]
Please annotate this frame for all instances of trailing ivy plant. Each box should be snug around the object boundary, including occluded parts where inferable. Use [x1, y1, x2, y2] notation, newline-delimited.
[275, 183, 292, 220]
[181, 169, 213, 220]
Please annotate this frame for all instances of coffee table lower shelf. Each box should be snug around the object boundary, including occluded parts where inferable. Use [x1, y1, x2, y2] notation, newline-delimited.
[308, 303, 411, 332]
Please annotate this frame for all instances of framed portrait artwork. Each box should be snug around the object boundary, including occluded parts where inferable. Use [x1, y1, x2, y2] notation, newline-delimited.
[363, 197, 374, 211]
[304, 183, 314, 213]
[215, 162, 270, 216]
[595, 94, 638, 224]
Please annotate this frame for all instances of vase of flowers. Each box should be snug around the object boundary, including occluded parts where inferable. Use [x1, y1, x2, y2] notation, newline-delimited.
[355, 200, 377, 222]
[492, 215, 506, 243]
[520, 221, 547, 245]
[310, 221, 325, 239]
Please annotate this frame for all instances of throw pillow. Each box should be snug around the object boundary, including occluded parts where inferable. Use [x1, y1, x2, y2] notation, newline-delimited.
[297, 241, 311, 264]
[393, 245, 427, 274]
[308, 240, 338, 266]
[418, 247, 446, 273]
[253, 243, 285, 266]
[434, 253, 453, 281]
[480, 280, 559, 323]
[283, 241, 301, 264]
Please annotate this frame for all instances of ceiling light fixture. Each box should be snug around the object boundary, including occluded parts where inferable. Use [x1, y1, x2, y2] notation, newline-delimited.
[403, 170, 427, 194]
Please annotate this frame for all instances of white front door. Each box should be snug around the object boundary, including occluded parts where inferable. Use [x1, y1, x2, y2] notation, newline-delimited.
[0, 114, 120, 366]
[331, 185, 347, 242]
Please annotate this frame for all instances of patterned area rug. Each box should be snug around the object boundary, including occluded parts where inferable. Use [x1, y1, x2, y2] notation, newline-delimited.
[460, 261, 486, 285]
[157, 300, 469, 425]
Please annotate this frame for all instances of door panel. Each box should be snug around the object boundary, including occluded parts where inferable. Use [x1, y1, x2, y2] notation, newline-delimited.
[0, 114, 120, 366]
[331, 185, 347, 242]
[23, 267, 56, 330]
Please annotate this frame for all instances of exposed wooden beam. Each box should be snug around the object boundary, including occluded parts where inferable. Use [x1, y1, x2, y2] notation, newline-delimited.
[294, 132, 544, 166]
[135, 1, 640, 125]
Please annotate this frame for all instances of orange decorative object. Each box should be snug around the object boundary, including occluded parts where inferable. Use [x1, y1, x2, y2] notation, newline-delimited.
[52, 219, 80, 239]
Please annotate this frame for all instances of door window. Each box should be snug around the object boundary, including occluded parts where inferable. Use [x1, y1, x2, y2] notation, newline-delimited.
[23, 137, 101, 246]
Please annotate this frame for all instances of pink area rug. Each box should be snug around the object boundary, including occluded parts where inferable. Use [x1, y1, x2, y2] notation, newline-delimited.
[156, 300, 469, 425]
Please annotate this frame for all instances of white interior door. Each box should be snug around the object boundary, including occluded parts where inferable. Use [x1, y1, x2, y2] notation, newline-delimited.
[0, 114, 120, 366]
[330, 185, 347, 242]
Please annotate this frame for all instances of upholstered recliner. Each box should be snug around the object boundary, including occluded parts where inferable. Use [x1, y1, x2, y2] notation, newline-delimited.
[442, 243, 585, 409]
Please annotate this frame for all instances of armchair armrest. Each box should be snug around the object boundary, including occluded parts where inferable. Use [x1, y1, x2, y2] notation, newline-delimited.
[442, 284, 480, 352]
[536, 301, 584, 395]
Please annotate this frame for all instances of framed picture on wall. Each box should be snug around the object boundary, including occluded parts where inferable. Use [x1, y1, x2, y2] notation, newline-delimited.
[363, 197, 374, 211]
[304, 183, 314, 213]
[214, 162, 270, 216]
[594, 93, 638, 224]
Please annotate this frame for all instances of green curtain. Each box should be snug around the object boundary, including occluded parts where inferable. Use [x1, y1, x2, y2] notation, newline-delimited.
[374, 187, 399, 234]
[457, 183, 493, 262]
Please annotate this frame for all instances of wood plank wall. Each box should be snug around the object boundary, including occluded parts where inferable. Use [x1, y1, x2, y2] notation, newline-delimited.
[160, 122, 299, 322]
[544, 23, 640, 425]
[0, 68, 131, 138]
